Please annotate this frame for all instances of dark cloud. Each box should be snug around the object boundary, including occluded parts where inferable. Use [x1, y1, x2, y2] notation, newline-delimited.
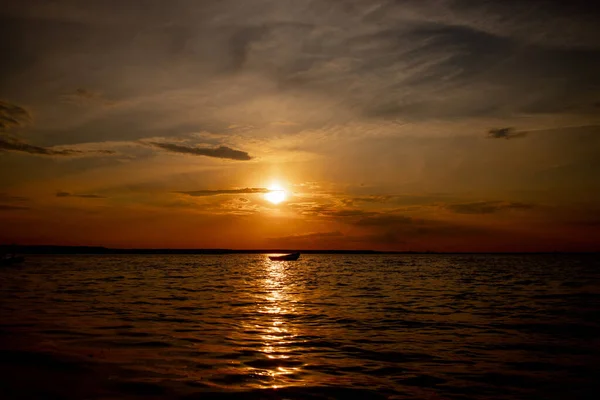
[0, 136, 115, 156]
[353, 213, 486, 239]
[568, 219, 600, 228]
[72, 88, 97, 99]
[0, 1, 599, 252]
[487, 127, 527, 140]
[61, 88, 117, 106]
[0, 100, 31, 131]
[287, 202, 329, 216]
[350, 195, 393, 204]
[56, 191, 107, 199]
[268, 231, 343, 242]
[149, 142, 252, 160]
[445, 201, 535, 214]
[443, 0, 600, 49]
[1, 136, 82, 156]
[354, 214, 413, 228]
[2, 0, 598, 148]
[177, 188, 269, 197]
[0, 204, 29, 211]
[346, 194, 459, 206]
[329, 209, 376, 218]
[0, 192, 28, 202]
[288, 202, 377, 219]
[268, 228, 408, 247]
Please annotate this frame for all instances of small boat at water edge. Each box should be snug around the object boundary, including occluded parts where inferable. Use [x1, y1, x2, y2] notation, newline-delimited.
[268, 252, 300, 261]
[1, 255, 25, 266]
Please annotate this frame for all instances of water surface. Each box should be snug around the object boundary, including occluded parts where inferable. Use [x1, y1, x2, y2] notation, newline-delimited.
[1, 254, 599, 399]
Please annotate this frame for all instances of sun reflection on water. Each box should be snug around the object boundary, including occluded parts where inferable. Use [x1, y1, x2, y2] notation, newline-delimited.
[251, 257, 301, 387]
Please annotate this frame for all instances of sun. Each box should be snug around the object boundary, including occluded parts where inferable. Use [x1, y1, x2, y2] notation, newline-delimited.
[264, 183, 287, 204]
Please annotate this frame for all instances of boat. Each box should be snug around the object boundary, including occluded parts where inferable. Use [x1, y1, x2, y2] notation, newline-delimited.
[268, 252, 300, 261]
[0, 255, 25, 266]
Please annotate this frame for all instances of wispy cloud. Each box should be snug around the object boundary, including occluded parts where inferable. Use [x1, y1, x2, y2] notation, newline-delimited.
[270, 231, 344, 241]
[267, 231, 345, 245]
[352, 213, 487, 244]
[0, 100, 31, 131]
[61, 88, 118, 107]
[444, 201, 534, 214]
[0, 193, 28, 202]
[56, 191, 107, 199]
[1, 136, 82, 156]
[0, 193, 30, 212]
[287, 201, 375, 218]
[0, 136, 115, 157]
[177, 188, 269, 197]
[0, 204, 30, 211]
[348, 195, 394, 205]
[148, 142, 252, 160]
[487, 127, 527, 140]
[0, 1, 599, 251]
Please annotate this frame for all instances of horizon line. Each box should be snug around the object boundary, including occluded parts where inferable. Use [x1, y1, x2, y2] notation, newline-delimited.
[3, 244, 599, 255]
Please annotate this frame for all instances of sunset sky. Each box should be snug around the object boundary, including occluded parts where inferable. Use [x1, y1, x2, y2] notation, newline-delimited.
[1, 0, 599, 251]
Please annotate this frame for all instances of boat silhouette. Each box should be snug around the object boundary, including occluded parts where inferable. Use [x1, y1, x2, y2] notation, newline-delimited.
[1, 255, 25, 266]
[268, 252, 300, 261]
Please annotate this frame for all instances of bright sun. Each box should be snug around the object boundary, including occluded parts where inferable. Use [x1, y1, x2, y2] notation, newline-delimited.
[264, 183, 287, 204]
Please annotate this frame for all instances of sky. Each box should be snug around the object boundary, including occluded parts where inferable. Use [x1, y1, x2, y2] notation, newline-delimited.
[1, 0, 599, 251]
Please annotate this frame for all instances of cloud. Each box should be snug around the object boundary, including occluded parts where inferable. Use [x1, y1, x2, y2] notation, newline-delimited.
[287, 201, 378, 219]
[148, 142, 252, 160]
[3, 1, 599, 150]
[344, 194, 458, 207]
[0, 136, 115, 157]
[487, 127, 527, 140]
[74, 88, 96, 99]
[0, 193, 28, 202]
[433, 1, 600, 50]
[268, 231, 345, 245]
[0, 193, 31, 212]
[0, 1, 599, 252]
[352, 213, 486, 242]
[348, 195, 394, 205]
[0, 100, 31, 131]
[444, 201, 534, 214]
[267, 228, 416, 248]
[0, 136, 82, 156]
[0, 204, 30, 211]
[568, 219, 600, 228]
[269, 231, 344, 241]
[61, 88, 117, 106]
[354, 214, 413, 228]
[177, 188, 269, 197]
[56, 191, 107, 199]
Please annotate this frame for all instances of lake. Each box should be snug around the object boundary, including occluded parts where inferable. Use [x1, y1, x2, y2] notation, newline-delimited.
[1, 254, 599, 399]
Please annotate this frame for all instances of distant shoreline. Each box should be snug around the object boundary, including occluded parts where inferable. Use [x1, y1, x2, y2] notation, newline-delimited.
[3, 245, 599, 255]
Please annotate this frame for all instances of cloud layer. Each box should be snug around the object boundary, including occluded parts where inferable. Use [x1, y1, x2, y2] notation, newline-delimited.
[487, 128, 527, 140]
[0, 1, 599, 251]
[0, 204, 29, 211]
[0, 100, 31, 131]
[0, 136, 115, 157]
[445, 201, 534, 214]
[56, 191, 107, 199]
[178, 188, 269, 197]
[149, 143, 252, 160]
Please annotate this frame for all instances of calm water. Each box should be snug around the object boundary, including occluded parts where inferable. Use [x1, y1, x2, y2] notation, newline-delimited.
[1, 254, 599, 399]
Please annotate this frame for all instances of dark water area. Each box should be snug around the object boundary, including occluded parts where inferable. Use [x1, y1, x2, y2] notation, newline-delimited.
[1, 254, 599, 399]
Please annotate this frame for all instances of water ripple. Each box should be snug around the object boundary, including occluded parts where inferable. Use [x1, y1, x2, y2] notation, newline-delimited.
[1, 254, 599, 399]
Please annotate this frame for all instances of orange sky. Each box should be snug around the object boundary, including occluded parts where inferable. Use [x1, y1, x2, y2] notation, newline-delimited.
[1, 1, 600, 251]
